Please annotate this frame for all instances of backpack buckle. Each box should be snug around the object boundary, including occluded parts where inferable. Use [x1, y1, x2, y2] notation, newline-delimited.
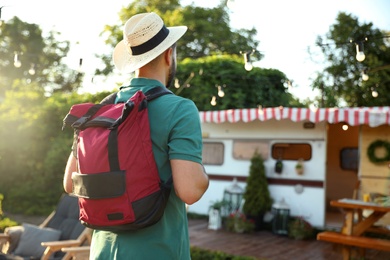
[72, 115, 91, 129]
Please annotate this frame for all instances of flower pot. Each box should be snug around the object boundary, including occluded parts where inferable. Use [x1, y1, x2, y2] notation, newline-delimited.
[208, 208, 222, 230]
[246, 213, 264, 231]
[295, 167, 304, 175]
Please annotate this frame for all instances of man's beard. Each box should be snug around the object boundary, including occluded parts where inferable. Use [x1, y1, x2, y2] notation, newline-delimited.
[166, 59, 176, 88]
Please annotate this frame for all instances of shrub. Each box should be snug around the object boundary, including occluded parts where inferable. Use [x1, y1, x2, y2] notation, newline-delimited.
[0, 193, 18, 232]
[243, 151, 273, 216]
[225, 211, 255, 233]
[288, 217, 314, 240]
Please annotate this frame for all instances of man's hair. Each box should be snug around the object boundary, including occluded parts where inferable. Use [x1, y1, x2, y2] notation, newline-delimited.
[148, 43, 177, 66]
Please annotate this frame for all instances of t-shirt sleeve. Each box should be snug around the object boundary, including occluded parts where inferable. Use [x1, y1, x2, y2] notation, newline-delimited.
[168, 99, 203, 164]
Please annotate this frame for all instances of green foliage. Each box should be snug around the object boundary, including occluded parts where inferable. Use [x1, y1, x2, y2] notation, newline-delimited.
[180, 5, 260, 60]
[225, 211, 255, 233]
[288, 217, 314, 240]
[366, 139, 390, 163]
[243, 151, 273, 216]
[0, 194, 18, 232]
[95, 0, 260, 76]
[0, 217, 18, 232]
[0, 17, 82, 96]
[313, 12, 390, 107]
[0, 87, 114, 214]
[176, 55, 300, 110]
[93, 1, 304, 109]
[190, 246, 259, 260]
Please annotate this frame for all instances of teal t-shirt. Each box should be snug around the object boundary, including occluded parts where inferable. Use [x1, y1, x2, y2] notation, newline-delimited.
[90, 78, 203, 260]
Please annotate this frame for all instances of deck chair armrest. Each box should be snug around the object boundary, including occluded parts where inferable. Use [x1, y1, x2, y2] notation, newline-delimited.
[0, 233, 10, 240]
[0, 233, 10, 253]
[41, 239, 81, 251]
[62, 246, 90, 259]
[1, 226, 24, 254]
[40, 240, 82, 260]
[61, 246, 90, 252]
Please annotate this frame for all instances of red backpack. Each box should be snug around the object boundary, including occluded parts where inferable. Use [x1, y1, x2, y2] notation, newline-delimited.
[63, 87, 172, 232]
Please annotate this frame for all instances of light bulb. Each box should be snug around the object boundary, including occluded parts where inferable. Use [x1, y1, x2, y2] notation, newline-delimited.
[362, 71, 369, 81]
[241, 50, 254, 71]
[217, 86, 225, 97]
[356, 52, 365, 62]
[29, 64, 36, 75]
[287, 80, 293, 89]
[244, 62, 253, 71]
[174, 78, 180, 89]
[14, 53, 21, 68]
[210, 96, 217, 106]
[355, 44, 365, 62]
[372, 90, 378, 98]
[342, 124, 349, 131]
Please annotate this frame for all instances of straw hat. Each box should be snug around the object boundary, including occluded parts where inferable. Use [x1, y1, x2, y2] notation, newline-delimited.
[113, 12, 187, 73]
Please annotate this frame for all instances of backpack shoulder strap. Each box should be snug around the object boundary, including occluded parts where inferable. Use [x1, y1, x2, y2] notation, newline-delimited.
[100, 92, 118, 105]
[99, 87, 171, 105]
[144, 87, 173, 101]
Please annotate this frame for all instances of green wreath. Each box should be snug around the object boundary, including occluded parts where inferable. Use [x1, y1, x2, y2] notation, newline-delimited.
[367, 140, 390, 163]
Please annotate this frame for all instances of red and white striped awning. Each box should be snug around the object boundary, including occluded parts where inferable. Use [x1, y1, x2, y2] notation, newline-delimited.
[199, 107, 390, 127]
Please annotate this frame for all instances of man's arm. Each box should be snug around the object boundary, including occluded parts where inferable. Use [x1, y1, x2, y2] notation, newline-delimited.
[63, 152, 77, 194]
[170, 159, 209, 205]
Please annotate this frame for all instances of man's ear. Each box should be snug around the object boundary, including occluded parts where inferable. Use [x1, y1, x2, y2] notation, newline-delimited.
[164, 48, 173, 66]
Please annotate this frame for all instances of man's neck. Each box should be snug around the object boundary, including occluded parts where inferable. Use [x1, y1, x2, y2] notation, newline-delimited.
[136, 69, 166, 86]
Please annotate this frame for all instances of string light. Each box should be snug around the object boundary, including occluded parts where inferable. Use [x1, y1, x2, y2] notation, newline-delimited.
[361, 69, 369, 81]
[174, 78, 180, 89]
[28, 63, 36, 75]
[210, 96, 217, 106]
[0, 6, 5, 26]
[371, 86, 378, 98]
[217, 85, 225, 97]
[355, 41, 365, 62]
[240, 50, 255, 71]
[13, 52, 21, 68]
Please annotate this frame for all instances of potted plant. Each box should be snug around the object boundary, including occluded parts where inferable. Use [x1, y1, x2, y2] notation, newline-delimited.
[295, 158, 304, 175]
[243, 151, 273, 230]
[288, 217, 313, 240]
[225, 210, 255, 233]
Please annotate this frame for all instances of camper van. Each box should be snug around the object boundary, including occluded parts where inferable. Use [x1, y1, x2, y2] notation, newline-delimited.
[189, 107, 390, 229]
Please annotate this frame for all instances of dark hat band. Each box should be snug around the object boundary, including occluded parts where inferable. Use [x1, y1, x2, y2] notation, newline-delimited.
[131, 25, 169, 56]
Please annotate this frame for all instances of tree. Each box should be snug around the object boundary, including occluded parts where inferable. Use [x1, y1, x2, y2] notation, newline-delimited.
[0, 16, 114, 214]
[94, 0, 304, 108]
[312, 12, 390, 107]
[242, 151, 272, 230]
[176, 55, 302, 110]
[0, 85, 111, 214]
[0, 17, 83, 97]
[95, 0, 261, 76]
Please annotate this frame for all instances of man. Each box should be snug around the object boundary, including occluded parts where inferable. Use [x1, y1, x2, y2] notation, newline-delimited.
[63, 12, 209, 259]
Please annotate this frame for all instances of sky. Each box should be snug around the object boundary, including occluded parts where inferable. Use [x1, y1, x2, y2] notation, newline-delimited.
[1, 0, 390, 100]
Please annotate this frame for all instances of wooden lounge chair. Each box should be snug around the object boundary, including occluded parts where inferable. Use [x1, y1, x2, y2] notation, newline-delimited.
[0, 194, 91, 260]
[61, 246, 90, 260]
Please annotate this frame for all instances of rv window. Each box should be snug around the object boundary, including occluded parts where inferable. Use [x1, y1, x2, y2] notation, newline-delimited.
[271, 143, 311, 160]
[233, 140, 269, 160]
[202, 142, 224, 165]
[340, 147, 358, 171]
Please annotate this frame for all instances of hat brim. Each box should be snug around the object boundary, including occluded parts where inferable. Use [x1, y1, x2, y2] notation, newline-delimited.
[113, 26, 187, 73]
